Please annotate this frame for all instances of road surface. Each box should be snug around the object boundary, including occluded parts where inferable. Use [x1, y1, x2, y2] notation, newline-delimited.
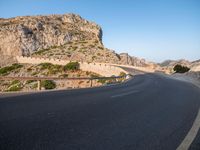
[0, 71, 200, 150]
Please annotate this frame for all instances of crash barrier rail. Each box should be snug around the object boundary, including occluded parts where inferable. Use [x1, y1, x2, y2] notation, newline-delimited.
[0, 75, 132, 91]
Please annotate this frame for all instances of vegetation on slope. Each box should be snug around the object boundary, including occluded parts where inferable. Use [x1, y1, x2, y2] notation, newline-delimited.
[173, 64, 190, 73]
[0, 63, 23, 75]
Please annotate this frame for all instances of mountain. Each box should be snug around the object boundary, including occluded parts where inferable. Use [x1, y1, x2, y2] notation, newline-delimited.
[0, 13, 153, 68]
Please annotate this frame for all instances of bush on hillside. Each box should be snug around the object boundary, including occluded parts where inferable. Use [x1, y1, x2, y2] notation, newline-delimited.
[64, 62, 80, 71]
[119, 72, 127, 77]
[0, 63, 23, 75]
[173, 64, 190, 73]
[39, 63, 63, 75]
[41, 80, 56, 90]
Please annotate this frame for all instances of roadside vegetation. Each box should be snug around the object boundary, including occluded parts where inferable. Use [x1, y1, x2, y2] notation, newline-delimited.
[64, 62, 80, 71]
[0, 63, 23, 75]
[0, 62, 105, 92]
[173, 64, 190, 73]
[41, 80, 56, 90]
[6, 80, 23, 92]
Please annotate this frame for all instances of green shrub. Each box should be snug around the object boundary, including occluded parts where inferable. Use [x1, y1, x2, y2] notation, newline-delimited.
[0, 63, 23, 75]
[41, 80, 56, 90]
[39, 63, 63, 75]
[97, 79, 107, 84]
[173, 65, 190, 73]
[119, 72, 126, 77]
[64, 62, 80, 71]
[48, 65, 63, 75]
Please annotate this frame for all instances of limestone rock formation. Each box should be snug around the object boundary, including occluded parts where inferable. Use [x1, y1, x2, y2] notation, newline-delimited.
[0, 13, 152, 68]
[0, 14, 102, 57]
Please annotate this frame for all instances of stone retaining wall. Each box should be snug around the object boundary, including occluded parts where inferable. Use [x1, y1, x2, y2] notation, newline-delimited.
[16, 56, 128, 77]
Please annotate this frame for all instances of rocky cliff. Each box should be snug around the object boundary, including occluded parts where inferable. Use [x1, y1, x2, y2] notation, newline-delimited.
[0, 14, 102, 57]
[0, 13, 153, 68]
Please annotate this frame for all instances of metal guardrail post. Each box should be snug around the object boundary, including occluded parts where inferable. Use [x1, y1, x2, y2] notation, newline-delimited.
[90, 79, 93, 87]
[37, 80, 41, 91]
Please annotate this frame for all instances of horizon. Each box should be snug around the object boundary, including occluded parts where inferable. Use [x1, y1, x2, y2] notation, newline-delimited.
[0, 0, 199, 63]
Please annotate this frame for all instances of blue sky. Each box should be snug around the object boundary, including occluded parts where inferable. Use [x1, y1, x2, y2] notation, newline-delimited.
[0, 0, 200, 62]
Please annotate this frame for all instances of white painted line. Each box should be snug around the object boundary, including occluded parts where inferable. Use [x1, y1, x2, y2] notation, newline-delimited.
[111, 90, 139, 98]
[177, 109, 200, 150]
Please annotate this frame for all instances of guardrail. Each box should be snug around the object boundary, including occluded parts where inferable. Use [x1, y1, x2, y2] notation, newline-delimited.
[0, 75, 130, 91]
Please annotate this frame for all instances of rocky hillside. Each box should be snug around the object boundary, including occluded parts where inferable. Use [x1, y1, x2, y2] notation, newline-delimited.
[0, 13, 152, 67]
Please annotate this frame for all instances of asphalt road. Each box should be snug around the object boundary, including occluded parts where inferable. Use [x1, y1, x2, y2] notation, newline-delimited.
[0, 71, 200, 150]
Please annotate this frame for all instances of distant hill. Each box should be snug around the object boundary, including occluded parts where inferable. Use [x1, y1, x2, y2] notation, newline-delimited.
[160, 59, 200, 72]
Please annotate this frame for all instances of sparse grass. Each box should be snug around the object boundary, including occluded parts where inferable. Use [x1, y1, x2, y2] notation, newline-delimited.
[39, 63, 53, 70]
[6, 82, 23, 92]
[34, 48, 50, 55]
[26, 80, 37, 84]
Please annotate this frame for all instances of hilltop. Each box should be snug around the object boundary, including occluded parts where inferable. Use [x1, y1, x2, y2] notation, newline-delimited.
[160, 59, 200, 72]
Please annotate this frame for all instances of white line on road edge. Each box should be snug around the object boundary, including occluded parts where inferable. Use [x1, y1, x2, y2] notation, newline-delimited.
[177, 109, 200, 150]
[111, 91, 139, 98]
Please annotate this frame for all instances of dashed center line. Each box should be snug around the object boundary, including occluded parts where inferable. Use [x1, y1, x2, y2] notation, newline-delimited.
[111, 90, 139, 98]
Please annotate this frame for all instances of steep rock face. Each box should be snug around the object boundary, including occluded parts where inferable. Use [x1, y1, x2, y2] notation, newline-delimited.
[0, 14, 102, 57]
[119, 53, 147, 67]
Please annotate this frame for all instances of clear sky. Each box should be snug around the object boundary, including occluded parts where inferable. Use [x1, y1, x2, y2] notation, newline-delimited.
[0, 0, 200, 62]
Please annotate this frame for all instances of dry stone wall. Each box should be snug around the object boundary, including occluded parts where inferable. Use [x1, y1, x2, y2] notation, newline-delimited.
[16, 56, 128, 77]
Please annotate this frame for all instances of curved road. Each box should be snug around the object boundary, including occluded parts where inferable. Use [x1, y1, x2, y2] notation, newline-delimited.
[0, 69, 200, 150]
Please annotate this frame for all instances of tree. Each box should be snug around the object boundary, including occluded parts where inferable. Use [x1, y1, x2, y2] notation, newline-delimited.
[173, 64, 190, 73]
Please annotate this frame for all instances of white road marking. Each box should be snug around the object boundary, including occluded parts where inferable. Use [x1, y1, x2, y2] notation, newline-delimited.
[177, 109, 200, 150]
[111, 90, 139, 98]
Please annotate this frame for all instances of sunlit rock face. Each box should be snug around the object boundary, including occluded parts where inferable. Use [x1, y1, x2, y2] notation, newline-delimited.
[0, 13, 153, 68]
[0, 13, 102, 57]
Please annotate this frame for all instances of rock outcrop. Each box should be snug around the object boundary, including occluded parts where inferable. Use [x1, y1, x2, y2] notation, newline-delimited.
[0, 14, 102, 57]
